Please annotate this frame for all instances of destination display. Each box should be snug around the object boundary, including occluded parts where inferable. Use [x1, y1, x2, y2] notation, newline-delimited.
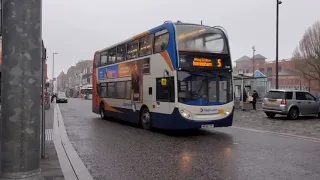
[179, 54, 231, 69]
[192, 57, 222, 67]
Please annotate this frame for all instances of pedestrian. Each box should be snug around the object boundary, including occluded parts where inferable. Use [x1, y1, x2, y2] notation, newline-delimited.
[243, 88, 248, 102]
[251, 90, 259, 110]
[51, 93, 57, 103]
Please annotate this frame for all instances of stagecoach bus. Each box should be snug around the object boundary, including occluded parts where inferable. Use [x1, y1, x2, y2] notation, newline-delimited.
[92, 21, 234, 130]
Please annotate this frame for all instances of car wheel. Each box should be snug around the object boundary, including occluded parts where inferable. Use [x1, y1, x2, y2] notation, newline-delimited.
[140, 107, 151, 130]
[265, 112, 276, 118]
[288, 107, 299, 120]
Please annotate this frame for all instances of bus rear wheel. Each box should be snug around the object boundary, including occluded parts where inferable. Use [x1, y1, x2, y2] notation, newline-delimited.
[140, 108, 151, 130]
[100, 103, 107, 120]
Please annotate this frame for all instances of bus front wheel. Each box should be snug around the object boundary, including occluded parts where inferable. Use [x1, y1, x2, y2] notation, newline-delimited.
[100, 103, 107, 120]
[140, 107, 151, 130]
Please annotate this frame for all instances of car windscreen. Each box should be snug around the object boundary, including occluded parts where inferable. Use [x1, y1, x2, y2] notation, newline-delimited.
[265, 91, 285, 99]
[58, 94, 66, 98]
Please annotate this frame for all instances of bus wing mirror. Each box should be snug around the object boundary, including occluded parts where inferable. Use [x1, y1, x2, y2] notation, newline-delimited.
[164, 69, 169, 77]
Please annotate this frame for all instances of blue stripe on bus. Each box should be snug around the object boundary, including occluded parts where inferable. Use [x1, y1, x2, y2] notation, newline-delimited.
[183, 99, 224, 106]
[101, 107, 233, 130]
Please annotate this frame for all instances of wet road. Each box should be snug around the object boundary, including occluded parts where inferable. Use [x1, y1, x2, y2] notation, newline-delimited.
[59, 99, 320, 180]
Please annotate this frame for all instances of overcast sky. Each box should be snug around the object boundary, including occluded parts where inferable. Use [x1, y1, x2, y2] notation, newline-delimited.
[43, 0, 320, 79]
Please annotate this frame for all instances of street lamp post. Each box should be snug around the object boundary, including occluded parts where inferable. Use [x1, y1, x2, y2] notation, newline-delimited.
[252, 46, 256, 75]
[238, 69, 244, 111]
[275, 0, 282, 89]
[52, 52, 58, 93]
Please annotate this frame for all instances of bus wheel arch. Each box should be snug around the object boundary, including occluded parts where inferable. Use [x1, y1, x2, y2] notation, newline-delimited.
[140, 105, 152, 130]
[100, 101, 107, 120]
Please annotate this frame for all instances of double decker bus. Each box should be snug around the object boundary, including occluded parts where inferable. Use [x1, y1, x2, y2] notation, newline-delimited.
[92, 21, 233, 130]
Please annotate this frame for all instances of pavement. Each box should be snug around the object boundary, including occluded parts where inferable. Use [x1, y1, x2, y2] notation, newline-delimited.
[57, 98, 320, 180]
[234, 109, 320, 139]
[40, 103, 65, 180]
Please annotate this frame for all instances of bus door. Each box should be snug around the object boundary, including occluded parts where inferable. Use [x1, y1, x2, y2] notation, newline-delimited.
[154, 76, 175, 118]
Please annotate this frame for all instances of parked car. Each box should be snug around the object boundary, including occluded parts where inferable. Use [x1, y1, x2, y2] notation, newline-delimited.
[262, 89, 320, 119]
[56, 92, 68, 103]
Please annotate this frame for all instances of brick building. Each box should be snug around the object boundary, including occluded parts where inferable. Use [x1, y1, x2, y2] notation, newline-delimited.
[234, 54, 319, 93]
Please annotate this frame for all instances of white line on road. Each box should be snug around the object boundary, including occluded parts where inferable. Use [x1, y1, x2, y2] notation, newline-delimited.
[45, 128, 53, 141]
[53, 104, 94, 180]
[231, 126, 320, 143]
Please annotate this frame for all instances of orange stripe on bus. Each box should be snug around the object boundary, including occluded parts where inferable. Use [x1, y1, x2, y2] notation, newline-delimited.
[160, 51, 174, 71]
[132, 31, 149, 40]
[101, 99, 122, 113]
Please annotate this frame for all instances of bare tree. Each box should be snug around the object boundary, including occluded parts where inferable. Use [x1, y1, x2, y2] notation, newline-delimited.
[293, 21, 320, 90]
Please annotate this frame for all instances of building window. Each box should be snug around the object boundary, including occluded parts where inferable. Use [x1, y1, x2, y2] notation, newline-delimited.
[267, 67, 272, 76]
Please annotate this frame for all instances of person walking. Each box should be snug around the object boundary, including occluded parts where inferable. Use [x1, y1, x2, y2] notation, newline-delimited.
[51, 92, 57, 103]
[252, 90, 259, 110]
[242, 89, 248, 102]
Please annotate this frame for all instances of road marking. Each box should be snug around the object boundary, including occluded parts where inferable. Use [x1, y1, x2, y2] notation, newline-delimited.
[53, 104, 94, 180]
[231, 126, 320, 143]
[45, 128, 53, 141]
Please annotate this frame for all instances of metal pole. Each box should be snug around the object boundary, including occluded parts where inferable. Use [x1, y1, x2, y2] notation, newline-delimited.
[52, 53, 54, 93]
[275, 0, 281, 89]
[241, 76, 244, 111]
[52, 52, 58, 94]
[1, 0, 43, 179]
[41, 45, 46, 159]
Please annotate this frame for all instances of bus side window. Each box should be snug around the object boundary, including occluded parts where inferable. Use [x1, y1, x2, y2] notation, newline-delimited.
[108, 48, 117, 64]
[116, 44, 126, 62]
[100, 52, 108, 66]
[95, 53, 101, 67]
[127, 40, 139, 60]
[156, 77, 174, 102]
[139, 34, 153, 57]
[100, 83, 107, 98]
[154, 29, 169, 53]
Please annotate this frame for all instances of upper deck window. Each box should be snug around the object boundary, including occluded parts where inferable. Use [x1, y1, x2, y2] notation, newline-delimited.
[176, 25, 228, 54]
[127, 40, 139, 60]
[154, 29, 169, 53]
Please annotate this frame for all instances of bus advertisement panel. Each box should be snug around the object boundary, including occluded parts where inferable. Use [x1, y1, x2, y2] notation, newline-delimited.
[97, 58, 150, 102]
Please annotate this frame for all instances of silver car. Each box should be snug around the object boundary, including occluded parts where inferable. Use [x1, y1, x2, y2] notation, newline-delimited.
[56, 93, 68, 103]
[262, 89, 320, 119]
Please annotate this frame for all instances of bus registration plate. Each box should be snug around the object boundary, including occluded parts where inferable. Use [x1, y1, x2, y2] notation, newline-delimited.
[201, 124, 215, 128]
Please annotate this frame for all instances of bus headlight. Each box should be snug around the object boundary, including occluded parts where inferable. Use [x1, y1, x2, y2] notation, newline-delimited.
[224, 109, 232, 115]
[180, 110, 192, 119]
